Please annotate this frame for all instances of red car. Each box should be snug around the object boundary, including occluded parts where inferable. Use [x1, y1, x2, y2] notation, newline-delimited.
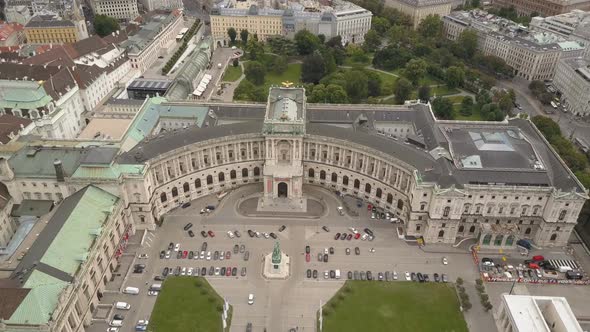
[226, 267, 232, 276]
[334, 233, 341, 240]
[208, 230, 215, 237]
[182, 250, 188, 258]
[305, 253, 310, 262]
[367, 204, 372, 211]
[354, 233, 361, 239]
[225, 251, 231, 259]
[532, 255, 544, 261]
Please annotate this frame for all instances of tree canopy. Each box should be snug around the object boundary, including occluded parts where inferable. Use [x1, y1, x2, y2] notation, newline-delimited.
[301, 52, 326, 83]
[227, 28, 237, 44]
[294, 30, 321, 55]
[94, 15, 120, 37]
[244, 61, 266, 85]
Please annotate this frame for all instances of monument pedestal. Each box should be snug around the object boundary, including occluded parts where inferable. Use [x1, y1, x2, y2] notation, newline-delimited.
[262, 252, 290, 280]
[257, 196, 307, 213]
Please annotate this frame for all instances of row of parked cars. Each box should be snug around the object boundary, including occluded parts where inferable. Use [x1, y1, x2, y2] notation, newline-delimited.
[160, 243, 250, 261]
[160, 265, 248, 277]
[333, 227, 375, 241]
[481, 256, 583, 280]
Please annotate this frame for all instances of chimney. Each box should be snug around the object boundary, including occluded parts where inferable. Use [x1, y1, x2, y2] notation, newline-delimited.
[54, 159, 65, 182]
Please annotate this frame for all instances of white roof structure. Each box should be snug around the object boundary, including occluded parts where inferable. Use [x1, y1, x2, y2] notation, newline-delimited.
[501, 295, 583, 332]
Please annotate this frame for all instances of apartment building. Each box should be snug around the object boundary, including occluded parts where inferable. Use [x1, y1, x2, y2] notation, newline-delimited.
[0, 183, 15, 248]
[385, 0, 452, 28]
[24, 19, 80, 43]
[92, 0, 140, 20]
[553, 57, 590, 117]
[491, 0, 590, 17]
[140, 0, 184, 11]
[443, 10, 586, 81]
[530, 10, 590, 58]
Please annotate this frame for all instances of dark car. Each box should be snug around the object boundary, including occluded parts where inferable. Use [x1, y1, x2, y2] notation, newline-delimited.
[347, 234, 353, 240]
[246, 322, 253, 332]
[201, 231, 208, 238]
[348, 271, 353, 279]
[208, 266, 214, 276]
[163, 267, 169, 276]
[168, 242, 174, 250]
[269, 232, 277, 239]
[206, 205, 215, 210]
[232, 267, 237, 276]
[417, 273, 424, 282]
[244, 251, 250, 261]
[176, 251, 182, 259]
[234, 230, 241, 238]
[334, 233, 341, 240]
[364, 228, 374, 237]
[423, 274, 430, 282]
[181, 202, 191, 208]
[248, 229, 255, 237]
[322, 226, 330, 232]
[113, 314, 124, 320]
[355, 247, 360, 255]
[411, 272, 417, 281]
[160, 250, 165, 259]
[324, 254, 329, 262]
[220, 267, 226, 275]
[307, 269, 312, 278]
[207, 230, 215, 237]
[338, 233, 345, 240]
[367, 271, 373, 280]
[433, 273, 440, 282]
[174, 266, 181, 276]
[354, 270, 359, 280]
[201, 242, 208, 251]
[279, 225, 286, 232]
[214, 251, 219, 260]
[329, 247, 334, 255]
[201, 267, 207, 276]
[154, 275, 165, 281]
[371, 207, 377, 213]
[188, 251, 194, 259]
[313, 270, 318, 278]
[188, 230, 195, 237]
[380, 212, 386, 219]
[183, 223, 193, 231]
[233, 245, 239, 254]
[330, 270, 336, 278]
[305, 246, 310, 254]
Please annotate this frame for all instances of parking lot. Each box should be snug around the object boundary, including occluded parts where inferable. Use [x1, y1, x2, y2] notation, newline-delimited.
[87, 184, 494, 332]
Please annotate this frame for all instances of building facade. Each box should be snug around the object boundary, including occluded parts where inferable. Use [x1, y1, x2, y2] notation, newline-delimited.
[491, 0, 590, 17]
[385, 0, 452, 28]
[530, 10, 590, 58]
[91, 0, 139, 20]
[553, 57, 590, 117]
[139, 0, 183, 12]
[4, 5, 33, 25]
[24, 19, 80, 44]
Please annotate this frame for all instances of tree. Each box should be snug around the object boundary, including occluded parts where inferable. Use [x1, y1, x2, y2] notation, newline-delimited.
[94, 15, 120, 37]
[232, 58, 239, 67]
[294, 29, 320, 55]
[326, 84, 349, 103]
[245, 39, 263, 60]
[227, 27, 237, 44]
[321, 49, 337, 74]
[366, 70, 382, 97]
[532, 116, 562, 139]
[301, 51, 326, 83]
[371, 16, 391, 34]
[445, 66, 465, 89]
[457, 30, 478, 59]
[432, 97, 454, 119]
[393, 78, 412, 104]
[417, 14, 443, 39]
[373, 45, 412, 70]
[244, 61, 266, 85]
[363, 29, 381, 52]
[344, 70, 369, 102]
[461, 96, 474, 116]
[418, 85, 431, 102]
[529, 80, 546, 96]
[326, 36, 343, 48]
[240, 29, 249, 44]
[403, 59, 428, 86]
[272, 56, 288, 74]
[346, 44, 369, 63]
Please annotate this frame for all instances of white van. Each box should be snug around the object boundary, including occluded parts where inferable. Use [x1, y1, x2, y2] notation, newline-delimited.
[115, 302, 130, 310]
[109, 320, 123, 327]
[335, 269, 341, 279]
[150, 284, 162, 291]
[558, 266, 573, 273]
[123, 287, 139, 295]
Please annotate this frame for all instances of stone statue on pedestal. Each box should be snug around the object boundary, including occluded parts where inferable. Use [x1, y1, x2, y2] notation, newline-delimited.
[272, 242, 281, 264]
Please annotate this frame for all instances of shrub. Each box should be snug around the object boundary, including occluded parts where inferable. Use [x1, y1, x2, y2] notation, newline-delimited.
[475, 279, 483, 286]
[456, 285, 465, 293]
[338, 293, 345, 301]
[475, 284, 485, 293]
[330, 301, 338, 309]
[456, 277, 464, 285]
[463, 300, 472, 311]
[480, 294, 489, 302]
[216, 304, 223, 312]
[323, 308, 331, 316]
[200, 289, 208, 295]
[208, 296, 216, 303]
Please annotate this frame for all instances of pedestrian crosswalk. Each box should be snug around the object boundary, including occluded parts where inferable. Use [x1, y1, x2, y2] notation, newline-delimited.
[548, 259, 579, 270]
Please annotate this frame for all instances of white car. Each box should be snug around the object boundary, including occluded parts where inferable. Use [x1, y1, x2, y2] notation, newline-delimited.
[109, 320, 123, 327]
[263, 232, 270, 239]
[147, 290, 158, 296]
[361, 234, 369, 241]
[200, 251, 205, 259]
[248, 293, 254, 305]
[206, 251, 211, 260]
[324, 270, 329, 279]
[255, 231, 261, 237]
[174, 243, 180, 251]
[181, 267, 186, 276]
[107, 328, 119, 332]
[165, 251, 170, 259]
[215, 267, 220, 275]
[138, 253, 148, 259]
[371, 213, 375, 219]
[220, 252, 225, 261]
[442, 257, 448, 265]
[137, 320, 149, 326]
[324, 248, 329, 254]
[405, 272, 411, 281]
[227, 231, 235, 239]
[348, 227, 358, 234]
[393, 271, 398, 280]
[188, 267, 193, 275]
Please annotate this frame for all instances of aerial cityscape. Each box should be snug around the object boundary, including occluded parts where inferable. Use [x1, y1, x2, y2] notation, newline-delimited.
[0, 0, 590, 330]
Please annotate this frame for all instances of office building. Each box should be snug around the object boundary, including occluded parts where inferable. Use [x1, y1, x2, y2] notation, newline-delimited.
[491, 0, 590, 17]
[91, 0, 140, 20]
[553, 57, 590, 116]
[24, 18, 80, 44]
[385, 0, 452, 28]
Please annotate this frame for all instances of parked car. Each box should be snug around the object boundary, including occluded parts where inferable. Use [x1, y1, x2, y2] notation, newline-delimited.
[201, 231, 208, 238]
[378, 272, 383, 280]
[213, 251, 219, 260]
[441, 274, 449, 282]
[248, 229, 255, 237]
[226, 267, 232, 276]
[411, 272, 416, 282]
[345, 248, 350, 255]
[241, 267, 247, 276]
[176, 251, 182, 259]
[269, 232, 277, 239]
[208, 230, 215, 237]
[305, 245, 310, 254]
[348, 271, 353, 279]
[330, 270, 336, 279]
[227, 231, 235, 238]
[234, 245, 239, 254]
[367, 271, 373, 281]
[318, 253, 323, 262]
[225, 251, 231, 260]
[201, 267, 207, 276]
[188, 251, 194, 259]
[168, 242, 174, 250]
[182, 250, 188, 259]
[307, 269, 312, 278]
[329, 247, 334, 255]
[347, 234, 353, 240]
[208, 266, 214, 275]
[279, 225, 286, 232]
[324, 254, 329, 262]
[239, 244, 245, 253]
[355, 247, 360, 255]
[322, 226, 330, 232]
[188, 230, 195, 237]
[313, 270, 318, 278]
[163, 267, 169, 276]
[481, 257, 494, 266]
[220, 267, 226, 275]
[364, 228, 374, 237]
[360, 271, 366, 280]
[340, 233, 347, 240]
[434, 273, 440, 282]
[306, 253, 310, 262]
[165, 250, 170, 259]
[244, 251, 250, 261]
[442, 257, 448, 265]
[417, 273, 424, 282]
[232, 267, 237, 276]
[405, 272, 411, 281]
[424, 274, 430, 282]
[334, 233, 341, 240]
[183, 223, 193, 231]
[159, 251, 165, 259]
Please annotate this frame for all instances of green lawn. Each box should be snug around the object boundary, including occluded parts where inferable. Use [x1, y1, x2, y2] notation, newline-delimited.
[432, 85, 461, 96]
[264, 63, 302, 86]
[445, 95, 466, 104]
[321, 281, 468, 332]
[149, 277, 231, 332]
[223, 65, 242, 82]
[452, 104, 485, 121]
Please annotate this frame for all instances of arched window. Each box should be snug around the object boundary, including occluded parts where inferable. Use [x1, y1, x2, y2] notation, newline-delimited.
[242, 168, 248, 178]
[469, 225, 476, 233]
[320, 170, 326, 180]
[458, 225, 464, 233]
[505, 235, 514, 246]
[254, 167, 260, 176]
[397, 199, 403, 210]
[387, 194, 393, 204]
[183, 182, 190, 192]
[195, 179, 201, 188]
[438, 230, 444, 238]
[354, 179, 360, 189]
[550, 233, 557, 241]
[482, 234, 492, 245]
[160, 192, 167, 203]
[443, 206, 450, 217]
[207, 175, 213, 185]
[342, 176, 349, 186]
[376, 188, 382, 198]
[525, 227, 532, 235]
[218, 172, 225, 182]
[365, 183, 371, 194]
[463, 204, 471, 214]
[558, 210, 567, 221]
[494, 234, 504, 246]
[331, 172, 337, 183]
[308, 169, 315, 178]
[230, 170, 237, 179]
[171, 187, 178, 197]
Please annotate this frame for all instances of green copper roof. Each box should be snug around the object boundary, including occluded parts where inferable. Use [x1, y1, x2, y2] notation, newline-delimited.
[7, 271, 68, 325]
[71, 164, 145, 179]
[0, 86, 52, 109]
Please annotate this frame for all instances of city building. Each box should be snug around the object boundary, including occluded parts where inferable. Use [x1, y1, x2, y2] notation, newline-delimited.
[496, 295, 583, 332]
[139, 0, 183, 12]
[0, 87, 584, 249]
[0, 182, 15, 248]
[121, 10, 184, 74]
[3, 5, 32, 25]
[210, 0, 372, 46]
[385, 0, 452, 28]
[91, 0, 140, 21]
[553, 57, 590, 117]
[24, 18, 80, 44]
[127, 78, 173, 99]
[0, 22, 25, 47]
[530, 10, 590, 58]
[0, 115, 32, 144]
[490, 0, 590, 17]
[443, 10, 587, 81]
[0, 185, 131, 332]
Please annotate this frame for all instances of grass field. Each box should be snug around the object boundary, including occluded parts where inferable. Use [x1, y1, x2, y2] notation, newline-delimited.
[264, 63, 302, 86]
[452, 104, 485, 121]
[321, 281, 468, 332]
[223, 65, 242, 82]
[149, 277, 231, 332]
